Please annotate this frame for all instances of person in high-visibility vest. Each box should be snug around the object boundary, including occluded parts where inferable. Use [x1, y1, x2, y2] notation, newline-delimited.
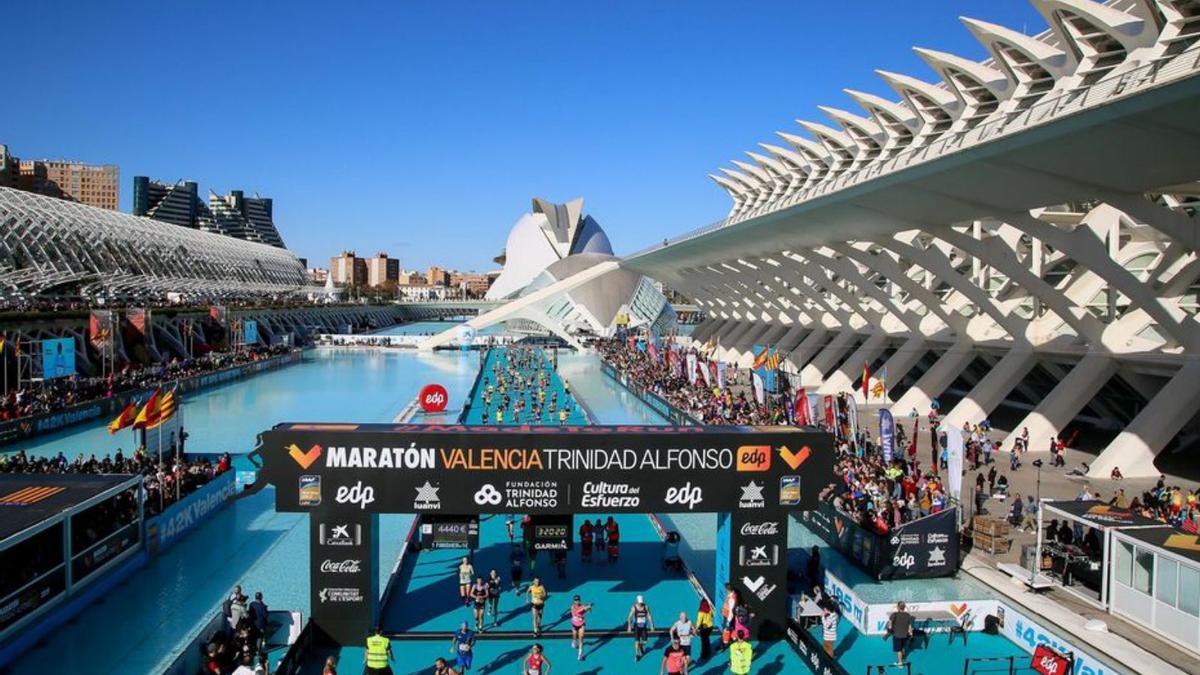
[365, 626, 394, 674]
[728, 633, 752, 675]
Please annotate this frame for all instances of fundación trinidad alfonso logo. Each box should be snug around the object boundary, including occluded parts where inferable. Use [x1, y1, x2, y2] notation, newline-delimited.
[289, 444, 323, 470]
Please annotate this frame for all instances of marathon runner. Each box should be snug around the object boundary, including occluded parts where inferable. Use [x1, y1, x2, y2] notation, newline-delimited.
[626, 595, 655, 661]
[660, 637, 689, 675]
[523, 644, 551, 675]
[433, 657, 458, 675]
[450, 622, 475, 673]
[510, 545, 525, 595]
[487, 569, 503, 626]
[458, 557, 475, 607]
[669, 611, 695, 664]
[569, 595, 594, 661]
[579, 519, 594, 564]
[470, 577, 489, 631]
[527, 577, 547, 636]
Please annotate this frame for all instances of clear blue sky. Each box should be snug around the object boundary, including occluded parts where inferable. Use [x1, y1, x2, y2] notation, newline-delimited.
[3, 1, 1046, 271]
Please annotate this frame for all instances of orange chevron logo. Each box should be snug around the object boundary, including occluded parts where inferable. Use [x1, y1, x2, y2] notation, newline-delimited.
[1165, 534, 1200, 553]
[950, 603, 968, 618]
[779, 445, 811, 470]
[834, 519, 845, 538]
[288, 444, 322, 469]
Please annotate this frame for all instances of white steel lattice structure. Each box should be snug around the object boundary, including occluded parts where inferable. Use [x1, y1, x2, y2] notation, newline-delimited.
[0, 186, 306, 302]
[624, 0, 1200, 479]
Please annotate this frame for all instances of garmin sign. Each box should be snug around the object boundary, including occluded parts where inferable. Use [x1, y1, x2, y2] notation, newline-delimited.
[248, 423, 833, 646]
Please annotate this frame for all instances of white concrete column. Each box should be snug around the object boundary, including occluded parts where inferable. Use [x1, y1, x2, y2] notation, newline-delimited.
[731, 323, 779, 368]
[802, 329, 856, 387]
[819, 332, 889, 395]
[943, 349, 1038, 429]
[716, 321, 757, 361]
[892, 341, 975, 415]
[1089, 360, 1200, 479]
[785, 326, 828, 372]
[777, 323, 810, 352]
[1000, 353, 1117, 454]
[877, 335, 928, 397]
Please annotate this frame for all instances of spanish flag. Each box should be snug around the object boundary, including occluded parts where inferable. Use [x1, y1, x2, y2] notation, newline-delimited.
[107, 402, 138, 434]
[146, 389, 177, 430]
[133, 388, 163, 430]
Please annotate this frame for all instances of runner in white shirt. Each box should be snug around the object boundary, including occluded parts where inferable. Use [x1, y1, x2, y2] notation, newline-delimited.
[821, 606, 839, 658]
[669, 612, 695, 663]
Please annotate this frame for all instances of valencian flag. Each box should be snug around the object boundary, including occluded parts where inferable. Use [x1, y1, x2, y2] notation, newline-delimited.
[146, 388, 178, 429]
[133, 388, 164, 429]
[861, 361, 871, 400]
[107, 402, 138, 434]
[751, 345, 780, 393]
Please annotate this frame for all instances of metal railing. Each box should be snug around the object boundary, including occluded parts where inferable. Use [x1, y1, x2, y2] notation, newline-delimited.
[865, 663, 912, 675]
[625, 48, 1200, 260]
[961, 655, 1039, 675]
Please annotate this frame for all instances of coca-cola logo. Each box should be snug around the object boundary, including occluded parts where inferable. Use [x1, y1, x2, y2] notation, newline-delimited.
[740, 521, 781, 536]
[320, 559, 362, 574]
[419, 384, 449, 413]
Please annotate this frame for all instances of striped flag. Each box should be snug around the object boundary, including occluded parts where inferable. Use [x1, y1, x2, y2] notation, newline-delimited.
[146, 389, 178, 429]
[133, 388, 163, 429]
[107, 402, 138, 434]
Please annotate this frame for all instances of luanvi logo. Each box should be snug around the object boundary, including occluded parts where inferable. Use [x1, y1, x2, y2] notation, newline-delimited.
[414, 481, 441, 510]
[738, 481, 765, 509]
[288, 444, 322, 469]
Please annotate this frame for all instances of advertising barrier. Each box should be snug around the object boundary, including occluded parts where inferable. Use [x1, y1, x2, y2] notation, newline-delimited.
[251, 424, 832, 644]
[600, 362, 700, 426]
[997, 601, 1116, 675]
[145, 470, 238, 556]
[785, 618, 850, 675]
[801, 502, 959, 579]
[0, 351, 302, 446]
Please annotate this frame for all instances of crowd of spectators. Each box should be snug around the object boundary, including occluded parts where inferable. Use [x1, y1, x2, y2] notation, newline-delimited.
[0, 344, 293, 424]
[595, 338, 791, 425]
[0, 447, 233, 518]
[206, 585, 272, 674]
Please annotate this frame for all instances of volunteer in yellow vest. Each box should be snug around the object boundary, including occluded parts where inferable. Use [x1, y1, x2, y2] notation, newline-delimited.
[728, 633, 752, 674]
[365, 626, 394, 674]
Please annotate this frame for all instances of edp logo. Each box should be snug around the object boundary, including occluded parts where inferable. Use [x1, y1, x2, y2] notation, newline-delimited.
[336, 481, 376, 510]
[665, 482, 704, 510]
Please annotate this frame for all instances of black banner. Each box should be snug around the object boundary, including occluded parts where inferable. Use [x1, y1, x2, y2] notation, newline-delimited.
[258, 425, 834, 516]
[800, 503, 958, 579]
[729, 510, 789, 640]
[420, 515, 480, 550]
[71, 522, 140, 584]
[0, 569, 66, 633]
[310, 510, 378, 645]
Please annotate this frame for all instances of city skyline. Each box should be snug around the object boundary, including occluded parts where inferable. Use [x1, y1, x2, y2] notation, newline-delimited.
[2, 1, 1045, 271]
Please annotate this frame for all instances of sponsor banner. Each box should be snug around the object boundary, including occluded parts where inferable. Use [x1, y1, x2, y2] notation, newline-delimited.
[866, 598, 998, 635]
[997, 601, 1112, 675]
[785, 619, 850, 675]
[822, 570, 869, 633]
[730, 510, 788, 639]
[0, 569, 66, 634]
[128, 308, 151, 336]
[259, 426, 834, 515]
[600, 362, 698, 426]
[310, 511, 376, 646]
[944, 423, 964, 502]
[1033, 644, 1074, 675]
[41, 337, 76, 380]
[89, 311, 114, 351]
[418, 384, 449, 413]
[146, 471, 237, 555]
[420, 515, 480, 550]
[802, 502, 958, 580]
[879, 408, 894, 463]
[243, 319, 258, 345]
[530, 514, 573, 551]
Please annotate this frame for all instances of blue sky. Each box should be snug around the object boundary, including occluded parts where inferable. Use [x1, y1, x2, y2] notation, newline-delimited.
[3, 1, 1046, 271]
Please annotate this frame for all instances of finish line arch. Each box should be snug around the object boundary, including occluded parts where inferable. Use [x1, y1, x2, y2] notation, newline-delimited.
[249, 424, 834, 644]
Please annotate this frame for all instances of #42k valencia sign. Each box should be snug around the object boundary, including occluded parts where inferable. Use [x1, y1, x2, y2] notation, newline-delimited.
[257, 423, 833, 515]
[251, 423, 834, 644]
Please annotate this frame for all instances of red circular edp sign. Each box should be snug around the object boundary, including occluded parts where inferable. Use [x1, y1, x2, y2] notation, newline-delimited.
[419, 384, 449, 413]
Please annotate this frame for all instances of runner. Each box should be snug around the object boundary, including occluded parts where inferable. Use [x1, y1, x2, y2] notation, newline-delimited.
[510, 545, 525, 595]
[661, 637, 689, 675]
[569, 594, 594, 661]
[506, 517, 515, 542]
[527, 577, 547, 636]
[579, 518, 594, 564]
[450, 621, 475, 673]
[626, 595, 654, 661]
[670, 611, 695, 664]
[523, 644, 551, 675]
[433, 657, 458, 675]
[487, 569, 503, 626]
[470, 577, 489, 631]
[458, 557, 475, 607]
